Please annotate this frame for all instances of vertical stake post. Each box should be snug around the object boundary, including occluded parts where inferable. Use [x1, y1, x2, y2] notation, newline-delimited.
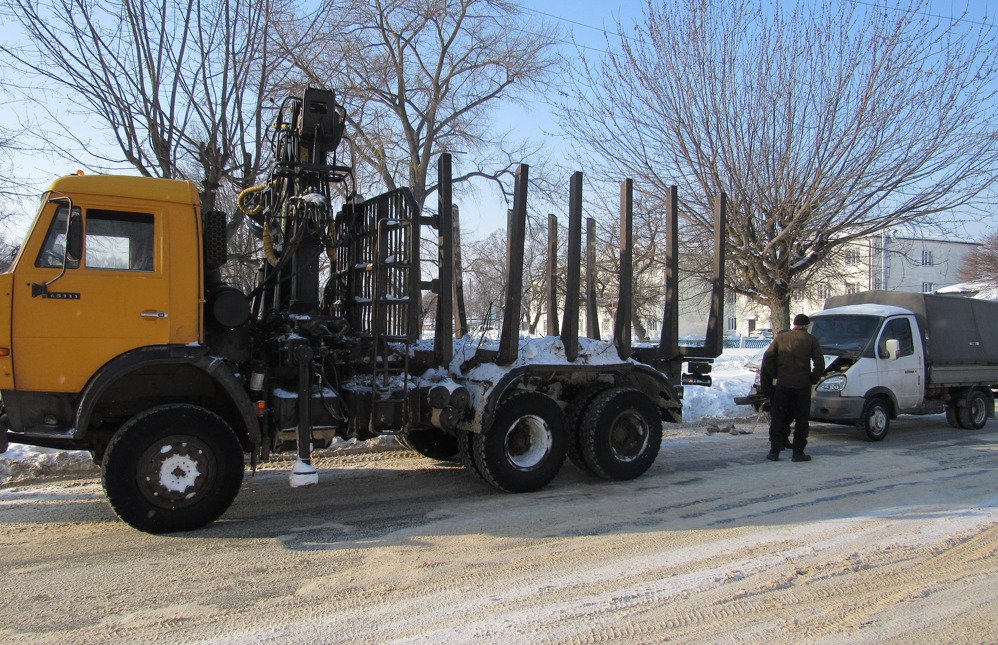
[453, 205, 468, 338]
[546, 214, 559, 336]
[659, 185, 680, 379]
[434, 153, 454, 366]
[613, 179, 634, 360]
[561, 172, 582, 361]
[701, 192, 727, 358]
[498, 165, 529, 365]
[585, 217, 599, 339]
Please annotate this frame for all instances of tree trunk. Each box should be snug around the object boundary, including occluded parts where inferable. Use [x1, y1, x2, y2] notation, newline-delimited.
[769, 298, 791, 333]
[632, 318, 649, 342]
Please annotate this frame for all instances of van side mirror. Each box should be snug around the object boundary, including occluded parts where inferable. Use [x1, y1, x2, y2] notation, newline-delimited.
[884, 338, 899, 360]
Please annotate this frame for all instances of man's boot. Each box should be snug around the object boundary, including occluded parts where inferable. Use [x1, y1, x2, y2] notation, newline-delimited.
[792, 452, 811, 462]
[766, 448, 780, 461]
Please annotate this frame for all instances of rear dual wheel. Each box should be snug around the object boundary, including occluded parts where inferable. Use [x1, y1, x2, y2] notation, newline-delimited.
[579, 388, 662, 481]
[471, 392, 568, 493]
[564, 384, 613, 473]
[956, 390, 989, 430]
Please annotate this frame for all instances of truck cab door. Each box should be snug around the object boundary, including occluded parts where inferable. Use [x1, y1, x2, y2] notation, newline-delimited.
[876, 316, 922, 411]
[12, 201, 170, 394]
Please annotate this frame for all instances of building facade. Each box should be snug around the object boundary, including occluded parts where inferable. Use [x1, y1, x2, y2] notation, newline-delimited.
[687, 234, 979, 338]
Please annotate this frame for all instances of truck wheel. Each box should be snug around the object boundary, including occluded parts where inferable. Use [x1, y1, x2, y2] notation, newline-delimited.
[860, 397, 891, 441]
[457, 431, 488, 485]
[945, 404, 961, 428]
[101, 405, 244, 534]
[472, 392, 568, 493]
[397, 427, 459, 461]
[564, 384, 612, 473]
[957, 390, 989, 430]
[580, 387, 662, 480]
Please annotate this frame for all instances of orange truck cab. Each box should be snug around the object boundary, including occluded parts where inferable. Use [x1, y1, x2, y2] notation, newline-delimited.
[0, 174, 257, 461]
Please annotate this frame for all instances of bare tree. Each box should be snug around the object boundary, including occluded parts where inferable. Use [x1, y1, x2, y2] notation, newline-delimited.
[559, 0, 998, 330]
[1, 0, 288, 212]
[958, 232, 998, 287]
[280, 0, 560, 209]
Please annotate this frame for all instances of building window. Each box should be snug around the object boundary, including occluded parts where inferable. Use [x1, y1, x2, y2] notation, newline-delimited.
[725, 291, 736, 305]
[844, 248, 862, 265]
[922, 282, 934, 293]
[727, 317, 737, 330]
[816, 284, 831, 300]
[921, 250, 933, 266]
[845, 282, 860, 294]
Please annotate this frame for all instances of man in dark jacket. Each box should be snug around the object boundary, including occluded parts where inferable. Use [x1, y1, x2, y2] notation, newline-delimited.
[759, 313, 825, 462]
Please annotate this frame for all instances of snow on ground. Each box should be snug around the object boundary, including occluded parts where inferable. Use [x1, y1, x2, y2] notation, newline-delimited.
[0, 348, 762, 486]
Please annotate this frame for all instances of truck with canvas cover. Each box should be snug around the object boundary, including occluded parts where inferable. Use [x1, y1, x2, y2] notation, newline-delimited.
[738, 290, 997, 440]
[0, 88, 726, 533]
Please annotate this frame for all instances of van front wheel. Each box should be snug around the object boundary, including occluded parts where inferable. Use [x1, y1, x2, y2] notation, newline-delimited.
[860, 397, 891, 441]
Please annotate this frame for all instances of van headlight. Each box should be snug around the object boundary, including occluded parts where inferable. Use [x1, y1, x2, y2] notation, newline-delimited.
[817, 374, 847, 392]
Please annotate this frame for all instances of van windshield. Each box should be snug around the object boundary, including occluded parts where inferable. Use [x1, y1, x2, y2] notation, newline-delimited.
[809, 315, 881, 355]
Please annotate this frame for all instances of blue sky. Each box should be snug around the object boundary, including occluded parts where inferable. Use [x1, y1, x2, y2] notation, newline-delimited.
[2, 0, 995, 243]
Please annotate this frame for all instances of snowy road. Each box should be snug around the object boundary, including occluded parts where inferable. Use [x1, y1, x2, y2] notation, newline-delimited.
[1, 416, 996, 643]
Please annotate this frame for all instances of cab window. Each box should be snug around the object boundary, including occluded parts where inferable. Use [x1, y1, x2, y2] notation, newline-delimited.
[85, 210, 154, 271]
[35, 205, 82, 269]
[878, 317, 914, 358]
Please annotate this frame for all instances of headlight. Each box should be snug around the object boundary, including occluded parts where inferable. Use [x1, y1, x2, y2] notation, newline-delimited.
[817, 374, 847, 392]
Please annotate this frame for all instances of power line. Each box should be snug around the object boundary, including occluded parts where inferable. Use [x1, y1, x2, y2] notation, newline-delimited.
[525, 1, 993, 42]
[845, 0, 994, 28]
[514, 1, 994, 65]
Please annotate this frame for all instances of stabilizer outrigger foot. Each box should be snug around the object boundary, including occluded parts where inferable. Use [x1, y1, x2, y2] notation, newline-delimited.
[290, 458, 319, 488]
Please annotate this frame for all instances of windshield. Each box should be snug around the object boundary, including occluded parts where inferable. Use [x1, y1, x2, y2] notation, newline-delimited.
[810, 315, 881, 355]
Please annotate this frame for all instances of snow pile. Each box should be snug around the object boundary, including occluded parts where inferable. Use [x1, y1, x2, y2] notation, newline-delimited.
[0, 444, 97, 485]
[936, 280, 998, 301]
[0, 348, 762, 484]
[682, 349, 758, 423]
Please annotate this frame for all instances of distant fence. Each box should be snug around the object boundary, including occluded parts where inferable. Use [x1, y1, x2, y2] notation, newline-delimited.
[673, 336, 771, 350]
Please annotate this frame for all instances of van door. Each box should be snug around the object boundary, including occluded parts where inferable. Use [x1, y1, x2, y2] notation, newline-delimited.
[875, 316, 923, 410]
[12, 202, 169, 393]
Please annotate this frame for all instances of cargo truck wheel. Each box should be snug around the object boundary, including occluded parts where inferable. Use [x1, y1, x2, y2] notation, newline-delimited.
[945, 404, 960, 428]
[457, 431, 488, 484]
[564, 384, 613, 473]
[472, 392, 568, 493]
[860, 397, 891, 441]
[102, 405, 244, 534]
[957, 390, 989, 430]
[580, 388, 662, 480]
[397, 427, 459, 461]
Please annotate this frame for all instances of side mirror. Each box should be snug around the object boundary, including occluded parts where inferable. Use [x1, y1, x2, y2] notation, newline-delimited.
[67, 211, 83, 264]
[885, 338, 899, 360]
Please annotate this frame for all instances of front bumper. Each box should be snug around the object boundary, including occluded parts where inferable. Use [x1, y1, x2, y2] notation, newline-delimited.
[810, 391, 865, 423]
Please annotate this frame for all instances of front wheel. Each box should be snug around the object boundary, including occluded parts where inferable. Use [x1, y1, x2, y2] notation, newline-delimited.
[859, 397, 891, 441]
[472, 392, 568, 493]
[957, 390, 989, 430]
[102, 404, 244, 533]
[580, 387, 662, 480]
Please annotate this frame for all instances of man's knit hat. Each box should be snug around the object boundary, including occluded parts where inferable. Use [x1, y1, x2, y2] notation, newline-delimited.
[793, 313, 811, 326]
